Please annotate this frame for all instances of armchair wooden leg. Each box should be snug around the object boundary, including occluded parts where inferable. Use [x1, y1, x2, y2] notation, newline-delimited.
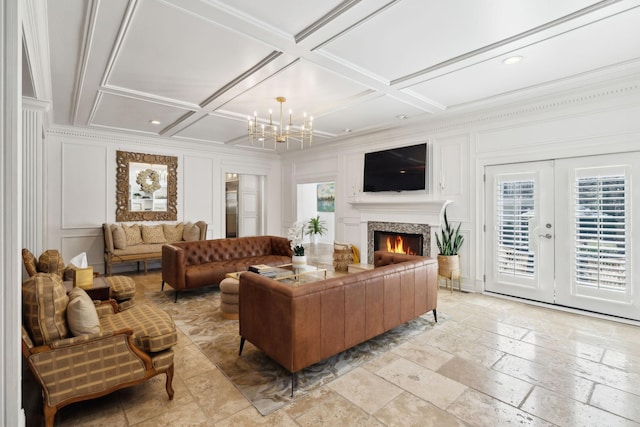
[165, 364, 175, 400]
[43, 403, 57, 427]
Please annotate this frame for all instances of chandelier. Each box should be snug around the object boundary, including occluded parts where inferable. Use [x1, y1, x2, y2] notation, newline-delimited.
[248, 97, 313, 150]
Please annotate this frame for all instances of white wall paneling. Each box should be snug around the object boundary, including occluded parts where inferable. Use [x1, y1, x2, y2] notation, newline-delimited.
[183, 155, 216, 237]
[44, 127, 280, 269]
[61, 142, 107, 229]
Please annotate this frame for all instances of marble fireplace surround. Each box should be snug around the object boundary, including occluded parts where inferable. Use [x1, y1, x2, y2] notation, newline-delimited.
[349, 195, 451, 265]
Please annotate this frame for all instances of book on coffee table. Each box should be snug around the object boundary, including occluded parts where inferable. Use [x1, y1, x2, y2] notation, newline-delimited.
[248, 264, 277, 277]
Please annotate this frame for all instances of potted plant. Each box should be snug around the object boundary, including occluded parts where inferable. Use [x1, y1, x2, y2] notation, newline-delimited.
[306, 215, 327, 244]
[288, 221, 306, 267]
[435, 207, 464, 280]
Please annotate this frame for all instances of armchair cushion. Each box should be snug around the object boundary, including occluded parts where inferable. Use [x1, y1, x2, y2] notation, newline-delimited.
[37, 249, 66, 277]
[22, 248, 38, 277]
[66, 288, 101, 336]
[22, 273, 70, 345]
[99, 304, 177, 352]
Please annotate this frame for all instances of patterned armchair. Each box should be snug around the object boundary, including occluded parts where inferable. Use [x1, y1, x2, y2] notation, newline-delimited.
[21, 273, 177, 427]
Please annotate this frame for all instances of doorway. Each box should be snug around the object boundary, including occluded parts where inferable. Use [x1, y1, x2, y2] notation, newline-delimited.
[296, 181, 335, 244]
[225, 173, 265, 238]
[485, 153, 640, 321]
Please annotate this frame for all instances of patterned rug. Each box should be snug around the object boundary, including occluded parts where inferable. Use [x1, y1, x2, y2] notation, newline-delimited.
[146, 285, 439, 415]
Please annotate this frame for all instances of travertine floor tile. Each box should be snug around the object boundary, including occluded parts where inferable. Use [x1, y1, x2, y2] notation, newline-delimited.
[590, 383, 640, 423]
[437, 356, 532, 407]
[373, 392, 467, 427]
[376, 357, 467, 409]
[130, 401, 208, 427]
[521, 385, 633, 426]
[327, 367, 404, 414]
[213, 406, 298, 427]
[447, 389, 553, 427]
[492, 353, 594, 403]
[186, 368, 251, 423]
[391, 338, 454, 371]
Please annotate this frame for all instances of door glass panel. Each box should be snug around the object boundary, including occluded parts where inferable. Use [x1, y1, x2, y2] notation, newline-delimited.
[574, 172, 627, 290]
[496, 179, 535, 278]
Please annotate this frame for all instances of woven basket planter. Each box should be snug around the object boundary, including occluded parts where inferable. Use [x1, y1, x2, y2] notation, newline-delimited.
[437, 255, 460, 279]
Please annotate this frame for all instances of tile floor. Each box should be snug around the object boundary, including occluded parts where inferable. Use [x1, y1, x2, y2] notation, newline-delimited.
[29, 253, 640, 426]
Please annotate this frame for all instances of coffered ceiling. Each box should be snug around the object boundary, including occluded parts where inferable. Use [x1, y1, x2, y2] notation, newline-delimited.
[43, 0, 640, 151]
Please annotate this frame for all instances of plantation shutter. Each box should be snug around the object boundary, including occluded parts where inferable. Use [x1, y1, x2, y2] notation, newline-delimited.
[496, 179, 536, 277]
[574, 170, 628, 290]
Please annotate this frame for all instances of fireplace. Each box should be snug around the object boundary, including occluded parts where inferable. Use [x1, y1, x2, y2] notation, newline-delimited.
[374, 231, 423, 256]
[367, 221, 431, 263]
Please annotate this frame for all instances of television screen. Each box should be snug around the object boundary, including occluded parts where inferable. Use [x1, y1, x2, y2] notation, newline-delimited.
[363, 143, 427, 192]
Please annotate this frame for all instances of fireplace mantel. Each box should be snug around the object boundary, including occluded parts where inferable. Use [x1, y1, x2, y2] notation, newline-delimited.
[348, 194, 451, 216]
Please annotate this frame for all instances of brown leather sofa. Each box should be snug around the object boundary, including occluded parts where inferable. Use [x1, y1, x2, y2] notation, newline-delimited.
[238, 251, 438, 394]
[161, 235, 293, 301]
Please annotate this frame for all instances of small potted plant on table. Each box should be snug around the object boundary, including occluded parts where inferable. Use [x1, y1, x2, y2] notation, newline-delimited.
[306, 215, 327, 244]
[288, 221, 306, 267]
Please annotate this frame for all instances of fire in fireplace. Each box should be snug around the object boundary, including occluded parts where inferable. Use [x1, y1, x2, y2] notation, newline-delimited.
[374, 231, 423, 256]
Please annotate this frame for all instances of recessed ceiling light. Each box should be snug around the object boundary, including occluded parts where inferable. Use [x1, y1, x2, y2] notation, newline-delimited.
[396, 114, 408, 120]
[344, 128, 352, 133]
[502, 55, 523, 65]
[149, 120, 161, 125]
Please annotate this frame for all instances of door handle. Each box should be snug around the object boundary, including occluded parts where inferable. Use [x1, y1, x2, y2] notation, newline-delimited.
[538, 233, 552, 239]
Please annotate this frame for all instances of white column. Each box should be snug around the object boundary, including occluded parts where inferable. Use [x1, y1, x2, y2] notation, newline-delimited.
[1, 0, 24, 425]
[22, 100, 47, 258]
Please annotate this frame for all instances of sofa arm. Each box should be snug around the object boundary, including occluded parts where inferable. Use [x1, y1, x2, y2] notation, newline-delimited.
[102, 223, 115, 254]
[162, 244, 186, 291]
[195, 221, 208, 239]
[270, 236, 293, 257]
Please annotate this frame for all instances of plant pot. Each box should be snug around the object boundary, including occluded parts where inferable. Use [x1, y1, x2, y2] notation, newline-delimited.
[310, 234, 319, 244]
[292, 255, 307, 268]
[437, 255, 460, 279]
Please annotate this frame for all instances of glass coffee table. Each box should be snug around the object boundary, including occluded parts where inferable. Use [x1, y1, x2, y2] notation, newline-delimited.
[226, 263, 327, 285]
[220, 264, 327, 319]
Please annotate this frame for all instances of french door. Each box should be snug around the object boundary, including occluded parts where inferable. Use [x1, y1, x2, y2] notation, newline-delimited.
[486, 153, 640, 321]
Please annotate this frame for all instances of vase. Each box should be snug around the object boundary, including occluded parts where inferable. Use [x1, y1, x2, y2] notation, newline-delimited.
[292, 255, 307, 268]
[311, 234, 319, 244]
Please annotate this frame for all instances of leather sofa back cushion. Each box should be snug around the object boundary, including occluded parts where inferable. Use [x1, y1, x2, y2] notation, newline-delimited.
[22, 273, 70, 345]
[112, 225, 127, 249]
[123, 224, 144, 246]
[142, 224, 167, 244]
[163, 223, 184, 242]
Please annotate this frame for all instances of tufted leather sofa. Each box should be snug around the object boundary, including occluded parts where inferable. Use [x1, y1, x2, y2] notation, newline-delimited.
[238, 251, 437, 393]
[161, 235, 293, 301]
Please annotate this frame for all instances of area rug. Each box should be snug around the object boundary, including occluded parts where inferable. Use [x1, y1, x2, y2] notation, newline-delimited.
[146, 285, 440, 415]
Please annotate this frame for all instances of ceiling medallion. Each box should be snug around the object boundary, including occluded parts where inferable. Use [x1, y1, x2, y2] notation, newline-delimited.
[248, 97, 313, 150]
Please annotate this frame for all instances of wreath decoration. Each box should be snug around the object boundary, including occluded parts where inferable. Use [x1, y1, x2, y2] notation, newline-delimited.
[136, 168, 161, 193]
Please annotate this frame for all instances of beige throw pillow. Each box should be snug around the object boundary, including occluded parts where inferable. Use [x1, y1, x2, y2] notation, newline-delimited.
[111, 224, 127, 249]
[182, 222, 201, 241]
[163, 223, 184, 242]
[67, 287, 101, 336]
[122, 224, 143, 246]
[141, 224, 167, 244]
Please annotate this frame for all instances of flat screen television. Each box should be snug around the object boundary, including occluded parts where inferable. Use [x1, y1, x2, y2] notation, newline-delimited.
[363, 143, 427, 192]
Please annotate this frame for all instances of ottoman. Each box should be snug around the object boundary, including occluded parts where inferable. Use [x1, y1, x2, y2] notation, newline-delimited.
[219, 277, 239, 320]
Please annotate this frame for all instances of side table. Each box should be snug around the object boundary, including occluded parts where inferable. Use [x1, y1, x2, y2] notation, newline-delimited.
[64, 276, 111, 301]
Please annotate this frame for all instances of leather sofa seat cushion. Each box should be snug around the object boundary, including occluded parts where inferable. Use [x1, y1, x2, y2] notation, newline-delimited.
[22, 273, 70, 345]
[100, 304, 177, 352]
